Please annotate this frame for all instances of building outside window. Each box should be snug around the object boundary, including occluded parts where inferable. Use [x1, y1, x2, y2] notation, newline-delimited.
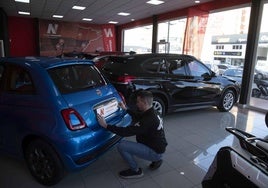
[201, 7, 251, 66]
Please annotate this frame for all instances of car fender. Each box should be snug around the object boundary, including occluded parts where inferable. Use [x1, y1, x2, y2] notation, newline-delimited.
[133, 84, 169, 107]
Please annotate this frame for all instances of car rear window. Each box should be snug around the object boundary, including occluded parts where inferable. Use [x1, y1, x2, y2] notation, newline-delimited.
[102, 57, 130, 72]
[142, 58, 167, 73]
[48, 64, 105, 94]
[109, 56, 127, 64]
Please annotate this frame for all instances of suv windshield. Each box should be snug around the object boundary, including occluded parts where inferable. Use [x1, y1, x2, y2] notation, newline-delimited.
[48, 64, 105, 94]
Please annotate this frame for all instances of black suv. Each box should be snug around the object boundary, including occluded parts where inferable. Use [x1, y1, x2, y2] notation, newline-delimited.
[101, 53, 240, 115]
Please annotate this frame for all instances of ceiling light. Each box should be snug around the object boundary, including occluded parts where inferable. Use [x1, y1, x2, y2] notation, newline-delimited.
[146, 0, 164, 5]
[15, 0, 30, 3]
[82, 18, 92, 21]
[53, 15, 63, 18]
[118, 12, 130, 16]
[18, 11, 30, 15]
[72, 6, 86, 10]
[195, 1, 200, 3]
[108, 21, 118, 24]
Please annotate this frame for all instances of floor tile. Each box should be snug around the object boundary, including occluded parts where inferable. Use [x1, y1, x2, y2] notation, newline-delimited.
[0, 106, 267, 187]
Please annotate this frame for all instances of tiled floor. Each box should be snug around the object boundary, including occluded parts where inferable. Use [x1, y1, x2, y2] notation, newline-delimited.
[0, 106, 267, 188]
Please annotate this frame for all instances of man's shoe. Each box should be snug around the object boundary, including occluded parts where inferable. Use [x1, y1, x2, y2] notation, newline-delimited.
[119, 168, 144, 179]
[149, 159, 163, 170]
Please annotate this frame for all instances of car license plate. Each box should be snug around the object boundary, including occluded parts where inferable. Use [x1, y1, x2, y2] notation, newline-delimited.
[96, 100, 118, 117]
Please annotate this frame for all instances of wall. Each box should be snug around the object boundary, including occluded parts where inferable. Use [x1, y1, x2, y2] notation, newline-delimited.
[6, 0, 251, 56]
[0, 8, 9, 57]
[7, 17, 116, 57]
[8, 17, 39, 57]
[39, 20, 104, 57]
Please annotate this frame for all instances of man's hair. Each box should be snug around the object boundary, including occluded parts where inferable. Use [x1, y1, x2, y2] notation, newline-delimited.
[136, 90, 153, 106]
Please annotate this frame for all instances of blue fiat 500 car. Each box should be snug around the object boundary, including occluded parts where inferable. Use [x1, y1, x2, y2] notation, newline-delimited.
[0, 57, 131, 185]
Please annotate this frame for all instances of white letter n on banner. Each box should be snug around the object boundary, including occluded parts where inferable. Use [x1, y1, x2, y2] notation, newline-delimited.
[47, 24, 58, 35]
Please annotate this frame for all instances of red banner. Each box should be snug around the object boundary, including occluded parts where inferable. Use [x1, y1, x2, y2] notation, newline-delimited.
[39, 20, 104, 56]
[183, 8, 208, 59]
[101, 24, 116, 51]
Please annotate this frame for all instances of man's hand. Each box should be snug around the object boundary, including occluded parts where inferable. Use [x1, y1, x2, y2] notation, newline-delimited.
[97, 114, 107, 128]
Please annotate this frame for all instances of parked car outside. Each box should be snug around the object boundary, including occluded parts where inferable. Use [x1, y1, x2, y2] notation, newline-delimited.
[217, 64, 231, 75]
[254, 68, 268, 80]
[222, 68, 243, 85]
[204, 62, 220, 75]
[101, 53, 240, 116]
[255, 60, 268, 80]
[0, 57, 131, 185]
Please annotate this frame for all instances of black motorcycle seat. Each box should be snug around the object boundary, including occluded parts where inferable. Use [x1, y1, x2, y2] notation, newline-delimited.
[256, 140, 268, 154]
[258, 79, 268, 87]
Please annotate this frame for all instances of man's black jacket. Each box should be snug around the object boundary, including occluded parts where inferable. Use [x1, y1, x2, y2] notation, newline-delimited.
[107, 107, 168, 153]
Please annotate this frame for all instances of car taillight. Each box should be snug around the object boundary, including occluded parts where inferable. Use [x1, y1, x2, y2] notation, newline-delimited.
[116, 75, 136, 84]
[61, 108, 86, 130]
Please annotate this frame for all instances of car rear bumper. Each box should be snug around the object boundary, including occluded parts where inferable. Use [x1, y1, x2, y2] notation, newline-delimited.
[58, 113, 131, 171]
[74, 134, 121, 165]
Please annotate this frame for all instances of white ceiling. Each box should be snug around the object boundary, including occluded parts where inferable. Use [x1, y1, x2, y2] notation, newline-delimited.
[0, 0, 213, 25]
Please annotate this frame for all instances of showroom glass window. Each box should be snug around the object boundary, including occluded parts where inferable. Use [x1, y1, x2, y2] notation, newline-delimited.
[200, 7, 250, 66]
[157, 18, 186, 53]
[123, 25, 152, 53]
[249, 1, 268, 111]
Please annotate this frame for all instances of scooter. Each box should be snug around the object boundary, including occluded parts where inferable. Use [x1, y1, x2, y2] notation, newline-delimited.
[202, 112, 268, 188]
[251, 78, 268, 100]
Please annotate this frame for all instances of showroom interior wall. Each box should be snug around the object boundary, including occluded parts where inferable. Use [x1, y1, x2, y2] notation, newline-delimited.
[0, 0, 251, 57]
[0, 8, 9, 57]
[8, 16, 39, 57]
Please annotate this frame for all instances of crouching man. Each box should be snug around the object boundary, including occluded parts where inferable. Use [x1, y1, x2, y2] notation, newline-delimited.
[97, 90, 168, 179]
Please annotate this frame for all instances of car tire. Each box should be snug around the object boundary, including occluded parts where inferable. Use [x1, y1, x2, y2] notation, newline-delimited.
[24, 139, 65, 186]
[153, 96, 165, 116]
[217, 90, 235, 112]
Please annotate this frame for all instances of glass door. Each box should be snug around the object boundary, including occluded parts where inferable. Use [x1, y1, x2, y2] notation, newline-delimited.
[249, 1, 268, 111]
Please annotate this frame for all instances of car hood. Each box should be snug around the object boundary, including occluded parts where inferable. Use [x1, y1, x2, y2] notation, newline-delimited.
[215, 75, 240, 91]
[222, 75, 242, 84]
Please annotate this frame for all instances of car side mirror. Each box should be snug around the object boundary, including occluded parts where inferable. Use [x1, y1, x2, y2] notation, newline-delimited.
[202, 72, 212, 80]
[211, 71, 216, 77]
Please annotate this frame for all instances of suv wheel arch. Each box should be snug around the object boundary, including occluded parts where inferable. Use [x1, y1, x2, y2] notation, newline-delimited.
[217, 89, 236, 112]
